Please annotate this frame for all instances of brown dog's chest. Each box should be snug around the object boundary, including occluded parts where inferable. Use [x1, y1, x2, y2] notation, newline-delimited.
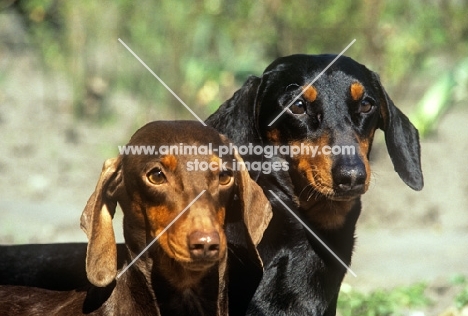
[152, 260, 221, 316]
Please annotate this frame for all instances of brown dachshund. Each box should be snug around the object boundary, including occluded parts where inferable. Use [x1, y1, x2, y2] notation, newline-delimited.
[0, 121, 272, 315]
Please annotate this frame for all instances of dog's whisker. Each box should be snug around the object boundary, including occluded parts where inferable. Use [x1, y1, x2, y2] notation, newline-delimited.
[298, 184, 311, 199]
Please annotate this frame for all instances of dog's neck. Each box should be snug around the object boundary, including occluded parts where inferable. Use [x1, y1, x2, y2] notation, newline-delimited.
[102, 265, 160, 315]
[258, 165, 359, 230]
[283, 163, 360, 230]
[154, 253, 223, 316]
[298, 195, 359, 230]
[124, 245, 223, 316]
[155, 252, 216, 290]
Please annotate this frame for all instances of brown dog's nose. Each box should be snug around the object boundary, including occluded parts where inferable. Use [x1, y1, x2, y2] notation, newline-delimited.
[188, 231, 220, 260]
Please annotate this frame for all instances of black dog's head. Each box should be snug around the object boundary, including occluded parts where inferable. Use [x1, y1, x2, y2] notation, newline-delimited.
[207, 54, 423, 227]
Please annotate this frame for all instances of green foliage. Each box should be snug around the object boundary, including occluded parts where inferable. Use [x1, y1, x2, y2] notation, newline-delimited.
[455, 286, 468, 309]
[338, 283, 431, 316]
[451, 275, 468, 309]
[411, 71, 456, 136]
[6, 0, 468, 124]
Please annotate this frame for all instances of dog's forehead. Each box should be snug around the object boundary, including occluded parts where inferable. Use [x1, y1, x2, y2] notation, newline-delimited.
[266, 54, 374, 92]
[129, 121, 225, 145]
[123, 121, 233, 170]
[267, 54, 367, 74]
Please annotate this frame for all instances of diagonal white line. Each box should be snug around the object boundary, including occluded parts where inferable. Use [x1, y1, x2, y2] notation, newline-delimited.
[268, 39, 357, 126]
[268, 190, 357, 277]
[116, 190, 206, 279]
[118, 38, 207, 126]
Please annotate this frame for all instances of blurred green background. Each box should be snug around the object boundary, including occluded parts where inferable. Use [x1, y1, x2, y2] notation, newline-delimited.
[2, 0, 467, 127]
[1, 1, 468, 315]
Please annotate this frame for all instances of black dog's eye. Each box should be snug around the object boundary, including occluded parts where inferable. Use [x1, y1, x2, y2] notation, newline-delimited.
[358, 99, 374, 114]
[289, 99, 306, 115]
[147, 168, 166, 185]
[219, 170, 233, 186]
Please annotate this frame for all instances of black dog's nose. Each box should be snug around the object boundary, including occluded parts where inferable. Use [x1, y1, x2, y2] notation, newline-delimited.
[188, 231, 220, 260]
[333, 162, 367, 193]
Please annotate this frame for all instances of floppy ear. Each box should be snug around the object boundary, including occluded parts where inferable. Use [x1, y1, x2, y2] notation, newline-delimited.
[233, 150, 272, 247]
[206, 76, 262, 145]
[206, 76, 264, 180]
[374, 73, 424, 191]
[221, 150, 272, 313]
[80, 157, 122, 287]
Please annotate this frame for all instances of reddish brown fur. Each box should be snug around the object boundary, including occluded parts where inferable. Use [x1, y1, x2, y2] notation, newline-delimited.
[160, 155, 178, 172]
[289, 136, 363, 229]
[145, 204, 191, 264]
[0, 121, 273, 315]
[302, 86, 317, 102]
[357, 136, 372, 192]
[156, 253, 215, 291]
[291, 136, 334, 195]
[266, 129, 281, 143]
[302, 199, 355, 230]
[350, 82, 364, 101]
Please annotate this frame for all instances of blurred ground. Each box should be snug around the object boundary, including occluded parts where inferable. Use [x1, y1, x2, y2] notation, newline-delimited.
[1, 12, 467, 316]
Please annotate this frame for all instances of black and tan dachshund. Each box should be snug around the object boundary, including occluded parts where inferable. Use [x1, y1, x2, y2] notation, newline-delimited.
[0, 121, 271, 315]
[205, 54, 423, 315]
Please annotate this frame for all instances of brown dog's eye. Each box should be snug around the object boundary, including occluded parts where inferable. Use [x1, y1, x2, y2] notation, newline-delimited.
[358, 100, 373, 114]
[147, 168, 166, 185]
[219, 170, 233, 186]
[289, 99, 306, 115]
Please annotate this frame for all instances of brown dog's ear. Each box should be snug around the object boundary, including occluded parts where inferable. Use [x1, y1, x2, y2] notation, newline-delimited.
[80, 157, 122, 287]
[373, 72, 424, 191]
[233, 150, 272, 248]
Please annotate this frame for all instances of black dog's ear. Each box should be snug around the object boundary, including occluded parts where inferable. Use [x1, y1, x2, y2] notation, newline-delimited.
[206, 76, 262, 145]
[206, 76, 263, 180]
[373, 72, 424, 191]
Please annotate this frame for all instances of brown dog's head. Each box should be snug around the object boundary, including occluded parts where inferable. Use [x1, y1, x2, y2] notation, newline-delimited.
[80, 121, 272, 288]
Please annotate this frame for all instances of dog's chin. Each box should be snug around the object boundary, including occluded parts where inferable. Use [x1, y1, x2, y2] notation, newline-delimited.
[168, 252, 219, 271]
[327, 193, 361, 202]
[301, 185, 363, 203]
[331, 185, 368, 201]
[182, 260, 218, 272]
[325, 187, 366, 201]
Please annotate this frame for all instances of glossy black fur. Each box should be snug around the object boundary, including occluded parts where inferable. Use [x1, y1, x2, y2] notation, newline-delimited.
[0, 243, 126, 290]
[205, 54, 423, 315]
